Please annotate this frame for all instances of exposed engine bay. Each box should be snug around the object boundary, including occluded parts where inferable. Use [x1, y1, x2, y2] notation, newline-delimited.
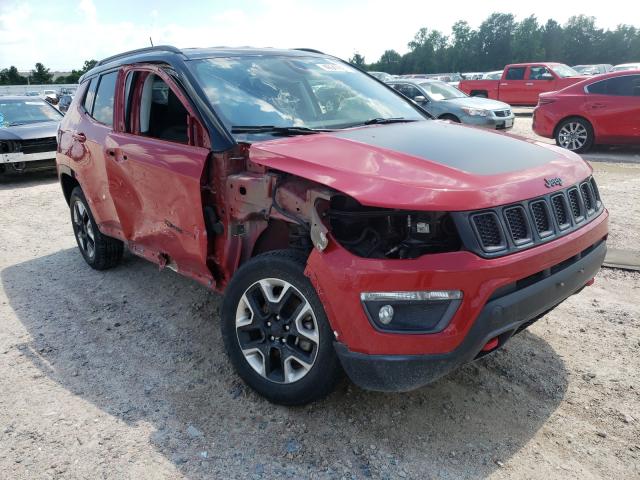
[327, 195, 461, 259]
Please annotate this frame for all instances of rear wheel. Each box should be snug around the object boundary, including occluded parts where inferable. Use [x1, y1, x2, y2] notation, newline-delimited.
[555, 117, 594, 153]
[221, 250, 342, 405]
[69, 187, 123, 270]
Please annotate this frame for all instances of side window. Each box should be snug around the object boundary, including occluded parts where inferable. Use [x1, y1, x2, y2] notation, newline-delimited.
[92, 71, 118, 126]
[139, 74, 189, 144]
[396, 84, 422, 100]
[505, 67, 526, 80]
[587, 75, 640, 96]
[82, 78, 98, 112]
[587, 79, 608, 95]
[529, 66, 552, 80]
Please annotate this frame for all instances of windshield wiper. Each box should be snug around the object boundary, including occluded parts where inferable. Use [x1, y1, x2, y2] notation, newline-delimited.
[231, 125, 333, 136]
[360, 117, 418, 126]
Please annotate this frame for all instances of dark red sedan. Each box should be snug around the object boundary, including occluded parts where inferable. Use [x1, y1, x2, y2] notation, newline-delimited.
[533, 70, 640, 152]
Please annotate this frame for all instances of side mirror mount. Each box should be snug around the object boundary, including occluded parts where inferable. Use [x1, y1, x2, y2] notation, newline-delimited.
[413, 95, 427, 103]
[541, 73, 554, 81]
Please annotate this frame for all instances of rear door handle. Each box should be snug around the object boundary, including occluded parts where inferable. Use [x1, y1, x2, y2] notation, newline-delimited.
[72, 132, 86, 142]
[525, 82, 534, 86]
[590, 103, 607, 109]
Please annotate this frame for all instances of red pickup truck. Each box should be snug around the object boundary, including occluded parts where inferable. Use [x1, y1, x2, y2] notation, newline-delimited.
[458, 63, 584, 106]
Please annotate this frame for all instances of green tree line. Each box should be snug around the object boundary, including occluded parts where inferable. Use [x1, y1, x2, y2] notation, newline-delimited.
[351, 13, 640, 74]
[0, 60, 97, 85]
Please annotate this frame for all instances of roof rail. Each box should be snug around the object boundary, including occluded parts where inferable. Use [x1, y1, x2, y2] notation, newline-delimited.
[96, 45, 183, 67]
[293, 48, 325, 54]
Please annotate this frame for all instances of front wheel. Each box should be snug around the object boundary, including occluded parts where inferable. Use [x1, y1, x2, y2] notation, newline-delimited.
[555, 117, 594, 153]
[221, 250, 342, 405]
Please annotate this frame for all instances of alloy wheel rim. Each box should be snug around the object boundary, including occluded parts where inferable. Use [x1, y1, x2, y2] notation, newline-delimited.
[235, 278, 319, 384]
[73, 200, 96, 259]
[558, 122, 588, 151]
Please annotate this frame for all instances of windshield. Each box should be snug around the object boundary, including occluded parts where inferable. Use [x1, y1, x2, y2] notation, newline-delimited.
[188, 55, 424, 135]
[551, 64, 580, 78]
[0, 99, 62, 127]
[419, 81, 466, 100]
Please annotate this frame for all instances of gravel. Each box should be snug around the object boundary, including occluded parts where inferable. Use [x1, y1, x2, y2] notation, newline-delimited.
[1, 119, 639, 478]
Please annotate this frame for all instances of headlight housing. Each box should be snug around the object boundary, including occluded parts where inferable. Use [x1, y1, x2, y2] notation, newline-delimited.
[461, 107, 489, 117]
[328, 195, 461, 259]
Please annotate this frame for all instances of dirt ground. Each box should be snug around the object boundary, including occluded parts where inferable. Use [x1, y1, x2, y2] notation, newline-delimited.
[1, 117, 639, 479]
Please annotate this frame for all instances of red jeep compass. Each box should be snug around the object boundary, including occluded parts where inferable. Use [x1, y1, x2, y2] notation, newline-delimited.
[56, 46, 608, 405]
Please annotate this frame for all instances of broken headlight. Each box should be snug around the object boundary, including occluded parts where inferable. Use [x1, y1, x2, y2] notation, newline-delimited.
[327, 195, 461, 259]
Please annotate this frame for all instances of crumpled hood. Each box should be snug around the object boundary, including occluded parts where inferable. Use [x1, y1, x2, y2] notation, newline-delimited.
[0, 121, 59, 141]
[249, 120, 592, 211]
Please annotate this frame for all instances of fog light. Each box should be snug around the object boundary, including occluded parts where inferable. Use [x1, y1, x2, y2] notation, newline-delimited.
[378, 305, 394, 324]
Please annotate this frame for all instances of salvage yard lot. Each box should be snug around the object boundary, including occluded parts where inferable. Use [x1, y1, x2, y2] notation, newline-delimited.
[0, 117, 639, 479]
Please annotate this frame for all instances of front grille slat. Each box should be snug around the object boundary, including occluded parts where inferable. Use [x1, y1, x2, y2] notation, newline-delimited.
[531, 200, 552, 236]
[472, 212, 504, 250]
[567, 188, 584, 222]
[580, 182, 595, 213]
[551, 194, 570, 229]
[504, 206, 531, 244]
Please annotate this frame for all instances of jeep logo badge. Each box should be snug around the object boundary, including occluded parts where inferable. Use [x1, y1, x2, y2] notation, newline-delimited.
[544, 177, 563, 188]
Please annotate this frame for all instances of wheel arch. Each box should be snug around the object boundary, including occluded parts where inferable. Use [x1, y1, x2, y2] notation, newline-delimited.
[60, 170, 81, 206]
[438, 113, 461, 122]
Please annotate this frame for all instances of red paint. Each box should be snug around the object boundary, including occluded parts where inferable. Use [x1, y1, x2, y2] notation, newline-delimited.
[586, 278, 595, 286]
[532, 70, 640, 146]
[459, 63, 585, 106]
[250, 130, 592, 211]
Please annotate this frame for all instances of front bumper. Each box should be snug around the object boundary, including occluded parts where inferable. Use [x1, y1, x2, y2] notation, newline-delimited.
[334, 239, 606, 391]
[306, 209, 607, 357]
[463, 113, 515, 130]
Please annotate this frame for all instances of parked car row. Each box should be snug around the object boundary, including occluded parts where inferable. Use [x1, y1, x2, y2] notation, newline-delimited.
[53, 45, 608, 405]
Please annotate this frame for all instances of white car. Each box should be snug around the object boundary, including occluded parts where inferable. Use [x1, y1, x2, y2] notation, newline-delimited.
[611, 63, 640, 72]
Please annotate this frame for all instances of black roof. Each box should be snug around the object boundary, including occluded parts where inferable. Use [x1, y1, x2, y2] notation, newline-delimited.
[82, 45, 327, 82]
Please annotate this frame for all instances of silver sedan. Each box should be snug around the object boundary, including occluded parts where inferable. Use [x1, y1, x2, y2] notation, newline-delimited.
[388, 79, 515, 130]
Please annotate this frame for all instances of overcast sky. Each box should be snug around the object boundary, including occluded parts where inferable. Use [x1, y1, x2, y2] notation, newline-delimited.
[0, 0, 636, 71]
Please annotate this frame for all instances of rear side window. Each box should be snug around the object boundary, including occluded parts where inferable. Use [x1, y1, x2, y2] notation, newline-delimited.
[82, 78, 98, 112]
[587, 75, 640, 96]
[505, 67, 526, 80]
[528, 66, 552, 80]
[92, 71, 118, 126]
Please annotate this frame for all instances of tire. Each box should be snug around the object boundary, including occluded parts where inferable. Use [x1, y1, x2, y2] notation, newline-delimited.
[471, 91, 488, 98]
[555, 117, 594, 153]
[440, 114, 461, 123]
[221, 249, 342, 405]
[69, 187, 124, 270]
